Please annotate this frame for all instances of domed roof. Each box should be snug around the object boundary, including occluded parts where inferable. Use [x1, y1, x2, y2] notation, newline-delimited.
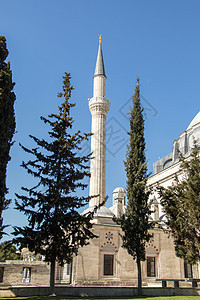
[94, 206, 114, 218]
[82, 205, 114, 218]
[187, 111, 200, 130]
[112, 187, 126, 194]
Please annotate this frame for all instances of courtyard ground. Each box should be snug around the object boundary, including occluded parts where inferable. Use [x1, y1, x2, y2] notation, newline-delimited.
[1, 297, 200, 300]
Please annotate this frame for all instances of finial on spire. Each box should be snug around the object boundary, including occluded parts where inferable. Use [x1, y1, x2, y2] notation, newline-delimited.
[94, 34, 106, 77]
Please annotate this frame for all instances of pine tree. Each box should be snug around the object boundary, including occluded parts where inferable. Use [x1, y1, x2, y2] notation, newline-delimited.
[0, 241, 21, 260]
[116, 77, 153, 296]
[13, 73, 97, 294]
[0, 36, 16, 238]
[158, 140, 200, 264]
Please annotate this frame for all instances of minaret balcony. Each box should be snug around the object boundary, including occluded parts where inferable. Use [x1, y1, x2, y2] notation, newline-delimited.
[89, 97, 110, 115]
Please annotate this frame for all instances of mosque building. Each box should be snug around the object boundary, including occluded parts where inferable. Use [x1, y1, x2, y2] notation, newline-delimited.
[0, 37, 200, 287]
[69, 37, 200, 286]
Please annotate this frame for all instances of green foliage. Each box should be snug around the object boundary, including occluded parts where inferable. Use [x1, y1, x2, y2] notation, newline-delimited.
[0, 241, 21, 260]
[0, 297, 199, 300]
[159, 140, 200, 264]
[13, 73, 96, 293]
[115, 77, 153, 294]
[0, 36, 16, 238]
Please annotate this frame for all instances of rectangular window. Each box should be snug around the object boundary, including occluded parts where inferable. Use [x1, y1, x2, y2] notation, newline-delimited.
[104, 254, 114, 276]
[56, 266, 60, 281]
[56, 263, 71, 282]
[184, 261, 193, 278]
[66, 263, 71, 276]
[147, 257, 156, 277]
[22, 267, 31, 283]
[0, 267, 4, 283]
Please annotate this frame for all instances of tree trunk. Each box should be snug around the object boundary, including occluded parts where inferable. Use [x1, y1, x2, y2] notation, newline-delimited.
[136, 256, 142, 296]
[49, 259, 56, 295]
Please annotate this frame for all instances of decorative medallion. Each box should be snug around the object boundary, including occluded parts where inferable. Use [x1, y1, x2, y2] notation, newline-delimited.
[106, 232, 113, 241]
[100, 232, 118, 252]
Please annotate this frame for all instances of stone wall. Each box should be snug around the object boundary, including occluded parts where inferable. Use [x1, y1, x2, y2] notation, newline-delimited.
[72, 223, 199, 286]
[0, 260, 50, 286]
[0, 286, 200, 297]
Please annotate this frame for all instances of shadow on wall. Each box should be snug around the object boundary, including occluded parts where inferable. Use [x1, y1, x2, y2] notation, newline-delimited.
[1, 286, 200, 298]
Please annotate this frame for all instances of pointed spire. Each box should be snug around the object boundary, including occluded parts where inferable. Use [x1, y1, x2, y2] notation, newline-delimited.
[94, 35, 106, 77]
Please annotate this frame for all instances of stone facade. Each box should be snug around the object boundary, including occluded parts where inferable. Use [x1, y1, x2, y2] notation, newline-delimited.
[72, 204, 199, 286]
[149, 110, 200, 221]
[0, 260, 50, 286]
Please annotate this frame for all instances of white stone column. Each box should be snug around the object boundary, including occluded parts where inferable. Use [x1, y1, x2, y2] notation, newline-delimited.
[88, 38, 110, 207]
[89, 98, 110, 206]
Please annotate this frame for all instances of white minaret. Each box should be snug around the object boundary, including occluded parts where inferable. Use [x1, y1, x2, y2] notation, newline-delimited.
[89, 36, 110, 207]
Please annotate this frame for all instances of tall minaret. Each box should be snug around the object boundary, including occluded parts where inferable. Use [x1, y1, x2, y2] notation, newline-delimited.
[89, 36, 110, 207]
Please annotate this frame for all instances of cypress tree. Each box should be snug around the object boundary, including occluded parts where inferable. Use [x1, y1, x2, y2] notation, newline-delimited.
[116, 77, 153, 296]
[159, 140, 200, 264]
[13, 73, 97, 294]
[0, 36, 16, 238]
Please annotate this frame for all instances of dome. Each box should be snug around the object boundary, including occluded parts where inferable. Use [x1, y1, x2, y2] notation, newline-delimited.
[187, 111, 200, 130]
[82, 205, 114, 218]
[112, 187, 126, 194]
[94, 206, 114, 218]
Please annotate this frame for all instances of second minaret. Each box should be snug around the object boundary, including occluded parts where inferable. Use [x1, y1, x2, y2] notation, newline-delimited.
[89, 37, 110, 207]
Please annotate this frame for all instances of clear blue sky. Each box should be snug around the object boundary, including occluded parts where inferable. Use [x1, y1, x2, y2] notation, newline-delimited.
[1, 0, 200, 239]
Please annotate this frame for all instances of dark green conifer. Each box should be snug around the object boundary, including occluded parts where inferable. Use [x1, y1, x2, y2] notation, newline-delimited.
[159, 140, 200, 264]
[0, 36, 16, 238]
[13, 73, 96, 294]
[116, 77, 153, 296]
[0, 241, 21, 260]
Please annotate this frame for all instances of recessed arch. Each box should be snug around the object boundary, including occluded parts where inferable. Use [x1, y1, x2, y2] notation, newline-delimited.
[146, 247, 156, 256]
[163, 159, 172, 169]
[102, 244, 115, 253]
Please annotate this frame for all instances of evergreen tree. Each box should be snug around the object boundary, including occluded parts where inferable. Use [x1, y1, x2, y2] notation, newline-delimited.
[0, 241, 21, 260]
[116, 77, 153, 296]
[0, 36, 16, 239]
[158, 140, 200, 264]
[13, 73, 97, 294]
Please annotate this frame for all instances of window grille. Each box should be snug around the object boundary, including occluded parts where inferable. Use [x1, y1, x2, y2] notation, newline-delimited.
[184, 261, 193, 278]
[147, 257, 156, 277]
[104, 254, 114, 276]
[22, 267, 31, 283]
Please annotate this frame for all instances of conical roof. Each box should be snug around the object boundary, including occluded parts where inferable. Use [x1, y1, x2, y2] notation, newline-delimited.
[94, 38, 106, 77]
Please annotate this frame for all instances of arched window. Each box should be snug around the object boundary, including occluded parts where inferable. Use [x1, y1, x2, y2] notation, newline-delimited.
[163, 159, 172, 169]
[152, 198, 159, 221]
